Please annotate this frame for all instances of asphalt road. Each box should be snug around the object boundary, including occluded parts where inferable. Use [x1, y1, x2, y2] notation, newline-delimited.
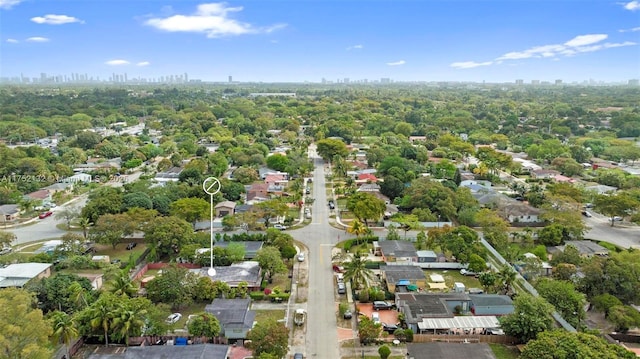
[8, 170, 143, 247]
[286, 145, 345, 358]
[583, 210, 640, 249]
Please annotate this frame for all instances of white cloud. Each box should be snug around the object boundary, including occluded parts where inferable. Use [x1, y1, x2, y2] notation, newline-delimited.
[136, 61, 150, 66]
[622, 1, 640, 10]
[0, 0, 23, 9]
[386, 60, 406, 66]
[450, 61, 493, 69]
[105, 59, 130, 66]
[619, 26, 640, 32]
[31, 14, 84, 25]
[347, 44, 363, 50]
[564, 34, 608, 47]
[26, 37, 50, 42]
[6, 38, 19, 43]
[452, 32, 635, 70]
[144, 2, 286, 38]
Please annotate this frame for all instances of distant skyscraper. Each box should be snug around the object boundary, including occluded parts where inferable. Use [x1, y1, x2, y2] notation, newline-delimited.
[531, 80, 540, 85]
[185, 73, 189, 83]
[628, 79, 639, 86]
[344, 78, 350, 84]
[515, 79, 524, 85]
[555, 79, 562, 85]
[228, 75, 233, 83]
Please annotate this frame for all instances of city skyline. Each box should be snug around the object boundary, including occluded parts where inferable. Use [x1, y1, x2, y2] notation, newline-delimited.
[1, 1, 639, 83]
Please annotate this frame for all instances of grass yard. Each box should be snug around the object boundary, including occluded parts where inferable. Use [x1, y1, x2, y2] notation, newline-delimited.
[266, 271, 292, 293]
[489, 344, 520, 359]
[94, 242, 147, 263]
[168, 303, 207, 331]
[425, 269, 482, 290]
[287, 208, 300, 220]
[253, 309, 285, 322]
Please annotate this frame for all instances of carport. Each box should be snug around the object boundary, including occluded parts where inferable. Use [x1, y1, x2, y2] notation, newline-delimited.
[417, 316, 500, 334]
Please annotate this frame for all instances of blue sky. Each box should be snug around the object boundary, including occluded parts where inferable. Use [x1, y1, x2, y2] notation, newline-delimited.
[1, 0, 639, 83]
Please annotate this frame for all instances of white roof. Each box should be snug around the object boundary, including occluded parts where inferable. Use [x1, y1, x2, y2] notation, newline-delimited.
[0, 263, 51, 279]
[430, 274, 445, 283]
[418, 316, 500, 330]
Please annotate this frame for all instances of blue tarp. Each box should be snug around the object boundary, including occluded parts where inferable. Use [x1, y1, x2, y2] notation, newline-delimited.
[397, 280, 410, 286]
[175, 337, 188, 346]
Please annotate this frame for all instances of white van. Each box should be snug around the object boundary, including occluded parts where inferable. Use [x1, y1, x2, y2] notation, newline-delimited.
[371, 312, 380, 324]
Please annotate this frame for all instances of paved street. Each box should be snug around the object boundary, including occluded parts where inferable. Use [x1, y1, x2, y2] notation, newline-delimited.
[583, 210, 640, 249]
[285, 145, 347, 358]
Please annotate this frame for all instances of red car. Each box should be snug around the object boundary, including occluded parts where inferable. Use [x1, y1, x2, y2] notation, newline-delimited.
[38, 211, 53, 219]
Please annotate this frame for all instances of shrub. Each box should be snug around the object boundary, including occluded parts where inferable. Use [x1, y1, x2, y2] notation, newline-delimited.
[249, 292, 265, 301]
[404, 329, 414, 342]
[264, 288, 272, 295]
[343, 239, 354, 251]
[339, 302, 349, 316]
[378, 345, 391, 359]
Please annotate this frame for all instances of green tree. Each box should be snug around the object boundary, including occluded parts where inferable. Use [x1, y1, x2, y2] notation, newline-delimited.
[346, 218, 368, 245]
[347, 192, 386, 226]
[358, 315, 381, 345]
[266, 153, 290, 171]
[608, 305, 640, 332]
[478, 271, 497, 293]
[90, 213, 135, 249]
[108, 271, 138, 297]
[145, 265, 197, 309]
[535, 278, 586, 328]
[144, 216, 194, 260]
[496, 265, 517, 295]
[344, 251, 376, 289]
[255, 246, 287, 280]
[111, 301, 147, 346]
[187, 312, 221, 338]
[54, 205, 80, 229]
[255, 199, 288, 228]
[81, 186, 124, 223]
[378, 344, 391, 359]
[520, 330, 636, 359]
[500, 294, 554, 343]
[316, 138, 349, 161]
[169, 197, 211, 227]
[49, 310, 79, 359]
[0, 288, 52, 359]
[594, 192, 639, 226]
[247, 318, 289, 358]
[467, 254, 487, 273]
[475, 208, 509, 250]
[121, 192, 153, 211]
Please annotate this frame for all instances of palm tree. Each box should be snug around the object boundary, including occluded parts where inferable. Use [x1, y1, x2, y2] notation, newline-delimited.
[77, 217, 91, 239]
[89, 300, 113, 346]
[496, 265, 517, 295]
[109, 272, 138, 297]
[347, 218, 368, 245]
[343, 251, 375, 289]
[50, 311, 79, 358]
[67, 282, 90, 310]
[112, 306, 146, 346]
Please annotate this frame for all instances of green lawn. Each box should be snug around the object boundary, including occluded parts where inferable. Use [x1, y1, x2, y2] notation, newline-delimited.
[425, 269, 482, 290]
[94, 242, 147, 263]
[168, 303, 207, 331]
[266, 271, 292, 293]
[489, 343, 520, 359]
[253, 309, 285, 322]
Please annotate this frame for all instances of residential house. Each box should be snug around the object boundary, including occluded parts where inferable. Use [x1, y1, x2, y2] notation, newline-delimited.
[356, 173, 378, 186]
[215, 241, 264, 259]
[0, 204, 20, 222]
[64, 173, 92, 184]
[500, 200, 543, 224]
[205, 298, 256, 342]
[380, 264, 426, 292]
[469, 294, 514, 316]
[549, 240, 609, 258]
[215, 201, 236, 217]
[119, 345, 230, 359]
[246, 183, 269, 202]
[193, 261, 262, 290]
[584, 184, 618, 194]
[377, 240, 417, 263]
[0, 263, 52, 288]
[43, 182, 73, 194]
[154, 167, 183, 183]
[77, 273, 104, 290]
[258, 167, 288, 180]
[531, 169, 561, 180]
[264, 174, 288, 187]
[25, 189, 52, 204]
[417, 250, 438, 263]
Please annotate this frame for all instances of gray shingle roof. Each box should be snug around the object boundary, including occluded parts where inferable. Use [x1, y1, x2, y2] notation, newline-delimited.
[124, 344, 229, 359]
[378, 240, 417, 258]
[380, 265, 426, 283]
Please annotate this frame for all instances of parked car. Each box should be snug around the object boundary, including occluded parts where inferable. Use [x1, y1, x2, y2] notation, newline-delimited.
[126, 242, 137, 250]
[343, 309, 353, 319]
[0, 247, 12, 255]
[166, 313, 182, 324]
[38, 211, 53, 219]
[371, 312, 380, 324]
[297, 253, 305, 262]
[584, 203, 594, 208]
[332, 264, 345, 273]
[329, 202, 335, 210]
[293, 353, 304, 359]
[273, 224, 287, 230]
[382, 322, 399, 333]
[460, 269, 479, 277]
[373, 301, 394, 310]
[610, 216, 623, 222]
[337, 282, 346, 294]
[305, 188, 311, 194]
[581, 211, 592, 218]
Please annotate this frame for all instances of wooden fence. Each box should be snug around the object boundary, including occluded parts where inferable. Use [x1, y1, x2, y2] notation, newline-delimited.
[412, 334, 518, 344]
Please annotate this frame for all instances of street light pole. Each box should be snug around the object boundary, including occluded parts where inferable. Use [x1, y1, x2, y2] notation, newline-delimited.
[203, 177, 221, 277]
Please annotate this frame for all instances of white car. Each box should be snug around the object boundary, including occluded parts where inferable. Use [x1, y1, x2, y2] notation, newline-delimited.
[273, 224, 287, 230]
[166, 313, 182, 324]
[297, 253, 305, 262]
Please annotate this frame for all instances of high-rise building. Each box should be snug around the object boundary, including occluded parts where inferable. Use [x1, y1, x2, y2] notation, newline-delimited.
[628, 79, 639, 86]
[555, 79, 562, 85]
[344, 78, 350, 84]
[531, 80, 540, 85]
[229, 75, 233, 83]
[515, 79, 524, 85]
